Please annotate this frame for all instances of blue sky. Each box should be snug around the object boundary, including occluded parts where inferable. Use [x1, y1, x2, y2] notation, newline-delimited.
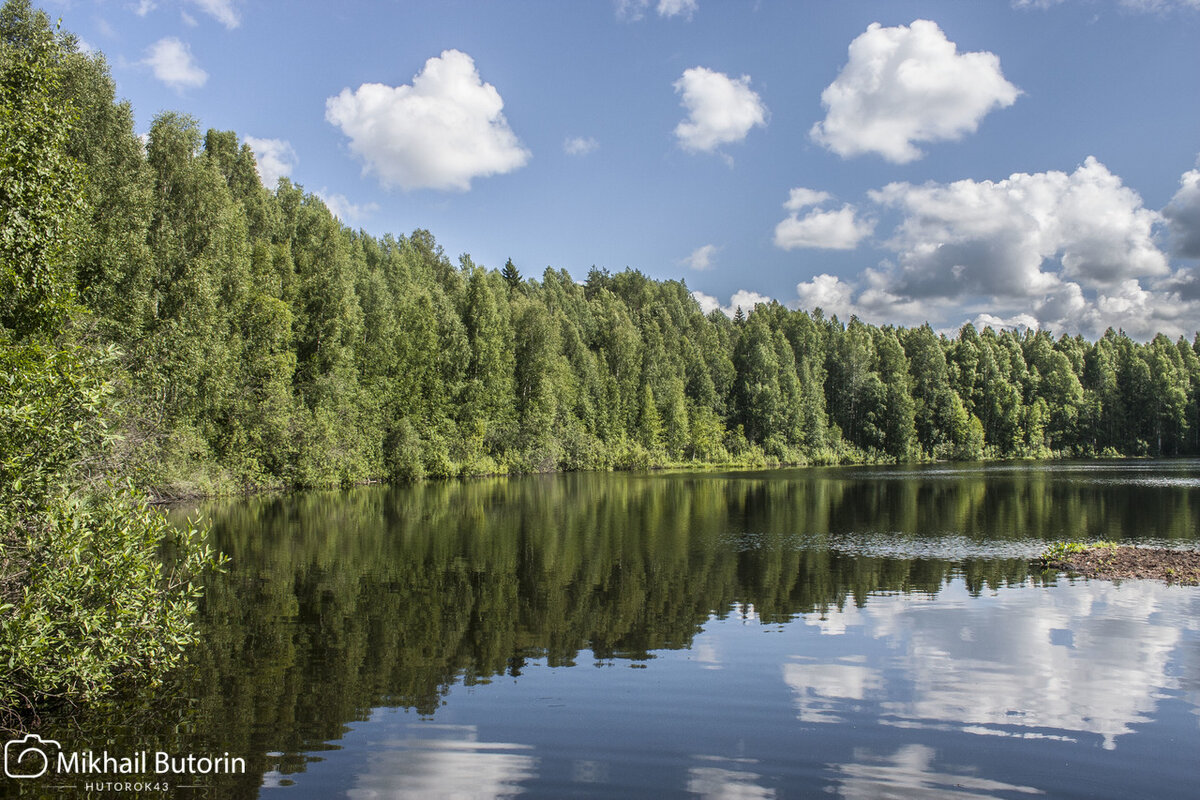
[52, 0, 1200, 339]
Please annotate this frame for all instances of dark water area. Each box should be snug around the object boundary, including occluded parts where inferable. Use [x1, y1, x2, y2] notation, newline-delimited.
[7, 460, 1200, 798]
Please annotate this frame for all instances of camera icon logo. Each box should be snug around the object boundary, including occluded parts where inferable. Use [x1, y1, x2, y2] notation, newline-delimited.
[4, 734, 60, 779]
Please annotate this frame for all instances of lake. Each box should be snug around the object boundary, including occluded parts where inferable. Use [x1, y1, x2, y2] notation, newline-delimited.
[13, 460, 1200, 799]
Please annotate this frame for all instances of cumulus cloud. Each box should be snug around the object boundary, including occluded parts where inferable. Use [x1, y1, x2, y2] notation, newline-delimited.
[133, 0, 155, 16]
[692, 289, 772, 318]
[673, 67, 767, 155]
[243, 136, 297, 189]
[793, 274, 860, 319]
[775, 205, 874, 251]
[1164, 164, 1200, 258]
[783, 157, 1192, 338]
[775, 187, 873, 251]
[784, 187, 832, 211]
[143, 37, 207, 90]
[189, 0, 239, 29]
[681, 244, 718, 271]
[563, 136, 599, 156]
[791, 270, 939, 327]
[316, 189, 379, 223]
[869, 156, 1166, 300]
[972, 310, 1042, 332]
[325, 50, 530, 192]
[811, 20, 1020, 163]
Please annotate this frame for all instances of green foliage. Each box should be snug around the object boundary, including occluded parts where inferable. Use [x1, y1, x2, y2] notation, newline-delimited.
[0, 0, 83, 339]
[1039, 540, 1119, 565]
[1, 488, 221, 709]
[7, 4, 1200, 521]
[0, 0, 223, 719]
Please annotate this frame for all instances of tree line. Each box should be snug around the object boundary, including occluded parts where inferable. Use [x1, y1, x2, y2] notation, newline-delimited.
[19, 7, 1200, 498]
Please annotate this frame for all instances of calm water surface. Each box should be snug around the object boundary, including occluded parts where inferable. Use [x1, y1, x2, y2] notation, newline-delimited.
[12, 460, 1200, 799]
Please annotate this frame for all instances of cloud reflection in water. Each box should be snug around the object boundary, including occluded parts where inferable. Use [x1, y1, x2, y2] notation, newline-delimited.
[347, 724, 537, 799]
[784, 580, 1197, 750]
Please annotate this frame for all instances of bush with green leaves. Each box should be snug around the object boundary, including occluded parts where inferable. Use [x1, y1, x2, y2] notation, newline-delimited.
[1, 489, 219, 710]
[0, 0, 223, 721]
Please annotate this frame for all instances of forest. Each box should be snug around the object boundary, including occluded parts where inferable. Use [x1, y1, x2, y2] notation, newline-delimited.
[3, 0, 1200, 719]
[6, 4, 1200, 500]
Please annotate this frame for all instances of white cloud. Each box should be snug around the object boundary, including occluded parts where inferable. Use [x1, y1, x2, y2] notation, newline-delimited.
[181, 10, 198, 26]
[316, 189, 379, 223]
[777, 157, 1189, 338]
[681, 244, 718, 271]
[143, 37, 207, 91]
[673, 67, 767, 155]
[657, 0, 698, 19]
[243, 136, 297, 188]
[189, 0, 239, 29]
[325, 50, 530, 192]
[791, 271, 936, 326]
[785, 158, 1189, 338]
[691, 289, 772, 318]
[793, 274, 861, 319]
[133, 0, 155, 17]
[692, 291, 721, 315]
[869, 157, 1166, 301]
[1164, 164, 1200, 258]
[775, 204, 874, 251]
[784, 187, 832, 212]
[726, 290, 772, 315]
[811, 20, 1020, 163]
[617, 0, 698, 20]
[972, 310, 1042, 332]
[563, 136, 599, 156]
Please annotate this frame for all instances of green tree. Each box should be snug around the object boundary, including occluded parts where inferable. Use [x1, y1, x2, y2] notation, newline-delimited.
[501, 256, 522, 294]
[731, 313, 781, 445]
[0, 0, 219, 717]
[637, 382, 665, 457]
[876, 328, 916, 461]
[461, 263, 515, 447]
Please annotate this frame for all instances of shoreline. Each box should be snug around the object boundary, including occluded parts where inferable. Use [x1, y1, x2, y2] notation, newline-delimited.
[147, 453, 1153, 506]
[1036, 544, 1200, 585]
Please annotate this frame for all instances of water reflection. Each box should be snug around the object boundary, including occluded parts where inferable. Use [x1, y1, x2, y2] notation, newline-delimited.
[831, 744, 1044, 798]
[782, 657, 882, 724]
[686, 756, 775, 799]
[346, 725, 537, 800]
[824, 580, 1190, 750]
[20, 461, 1200, 798]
